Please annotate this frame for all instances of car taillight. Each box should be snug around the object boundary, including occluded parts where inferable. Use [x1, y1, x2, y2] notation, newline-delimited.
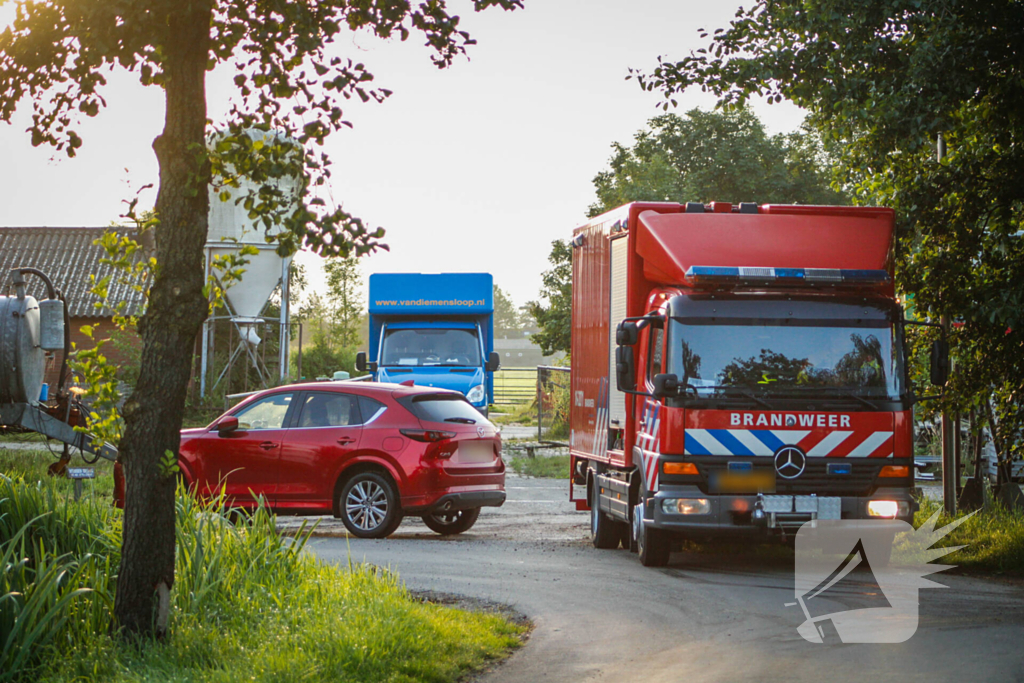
[400, 429, 456, 443]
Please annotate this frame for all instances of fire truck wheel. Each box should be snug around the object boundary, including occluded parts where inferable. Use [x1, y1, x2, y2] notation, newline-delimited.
[629, 504, 641, 553]
[637, 507, 670, 567]
[590, 482, 620, 549]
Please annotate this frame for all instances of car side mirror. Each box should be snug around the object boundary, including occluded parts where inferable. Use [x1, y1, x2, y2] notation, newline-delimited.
[930, 339, 950, 386]
[217, 416, 239, 435]
[486, 352, 500, 373]
[616, 321, 639, 346]
[355, 352, 367, 373]
[615, 345, 635, 392]
[652, 373, 679, 399]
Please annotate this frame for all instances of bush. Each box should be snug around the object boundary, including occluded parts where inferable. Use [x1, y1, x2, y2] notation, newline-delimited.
[294, 340, 359, 380]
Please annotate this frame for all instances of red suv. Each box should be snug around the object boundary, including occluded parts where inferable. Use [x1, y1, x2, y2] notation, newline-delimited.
[113, 382, 505, 538]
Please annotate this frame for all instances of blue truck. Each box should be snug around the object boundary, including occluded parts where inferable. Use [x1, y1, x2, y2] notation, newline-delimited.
[356, 273, 500, 414]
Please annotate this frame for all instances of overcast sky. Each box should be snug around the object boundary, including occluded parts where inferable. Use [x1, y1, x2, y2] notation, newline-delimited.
[0, 1, 805, 310]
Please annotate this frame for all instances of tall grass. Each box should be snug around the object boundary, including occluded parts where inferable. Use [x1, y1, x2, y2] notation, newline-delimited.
[0, 475, 119, 681]
[508, 454, 571, 479]
[1, 473, 523, 682]
[912, 498, 1024, 574]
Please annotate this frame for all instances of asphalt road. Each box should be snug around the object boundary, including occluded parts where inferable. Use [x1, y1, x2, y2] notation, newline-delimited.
[303, 474, 1024, 682]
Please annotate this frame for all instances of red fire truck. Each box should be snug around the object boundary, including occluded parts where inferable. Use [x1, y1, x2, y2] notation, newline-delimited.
[569, 202, 947, 566]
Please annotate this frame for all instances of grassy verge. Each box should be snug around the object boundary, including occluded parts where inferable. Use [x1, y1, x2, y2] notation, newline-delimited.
[508, 455, 571, 479]
[0, 430, 47, 443]
[0, 447, 116, 498]
[489, 402, 536, 427]
[904, 498, 1024, 575]
[1, 472, 525, 682]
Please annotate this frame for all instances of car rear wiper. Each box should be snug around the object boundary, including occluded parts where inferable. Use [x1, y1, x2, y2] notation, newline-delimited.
[444, 417, 477, 424]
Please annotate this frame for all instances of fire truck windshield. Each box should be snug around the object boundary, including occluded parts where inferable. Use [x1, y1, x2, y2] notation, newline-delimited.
[667, 298, 904, 400]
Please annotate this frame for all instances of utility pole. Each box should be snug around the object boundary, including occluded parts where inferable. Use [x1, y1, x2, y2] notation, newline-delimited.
[937, 133, 957, 515]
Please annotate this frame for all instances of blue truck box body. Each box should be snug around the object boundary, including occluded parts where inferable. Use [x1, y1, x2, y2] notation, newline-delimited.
[368, 273, 495, 410]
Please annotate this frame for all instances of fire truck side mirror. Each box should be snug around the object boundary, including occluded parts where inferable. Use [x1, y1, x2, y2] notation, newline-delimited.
[930, 339, 950, 386]
[615, 346, 635, 391]
[616, 322, 639, 346]
[355, 352, 367, 373]
[652, 373, 679, 399]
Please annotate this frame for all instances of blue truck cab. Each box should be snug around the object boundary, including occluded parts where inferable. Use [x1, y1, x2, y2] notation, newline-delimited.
[356, 273, 500, 414]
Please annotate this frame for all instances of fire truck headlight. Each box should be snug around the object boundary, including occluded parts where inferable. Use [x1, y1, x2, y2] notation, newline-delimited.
[662, 498, 710, 515]
[867, 500, 909, 518]
[466, 385, 485, 404]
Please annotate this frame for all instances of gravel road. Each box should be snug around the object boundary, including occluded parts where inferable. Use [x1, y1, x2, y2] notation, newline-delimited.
[301, 474, 1024, 682]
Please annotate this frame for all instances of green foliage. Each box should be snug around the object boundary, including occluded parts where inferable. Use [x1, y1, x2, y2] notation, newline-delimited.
[69, 227, 255, 450]
[295, 339, 358, 380]
[0, 474, 523, 683]
[632, 0, 1024, 458]
[494, 285, 528, 337]
[322, 254, 365, 349]
[589, 109, 846, 216]
[527, 240, 572, 356]
[158, 450, 180, 479]
[907, 498, 1024, 575]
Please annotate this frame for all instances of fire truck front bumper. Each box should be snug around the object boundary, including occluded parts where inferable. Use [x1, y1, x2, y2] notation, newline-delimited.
[648, 484, 917, 538]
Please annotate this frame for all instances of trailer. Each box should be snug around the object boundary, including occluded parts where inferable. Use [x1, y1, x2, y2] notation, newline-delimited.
[1, 268, 116, 464]
[569, 202, 946, 566]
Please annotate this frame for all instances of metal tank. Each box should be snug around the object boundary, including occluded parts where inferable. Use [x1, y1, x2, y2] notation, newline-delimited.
[0, 291, 45, 405]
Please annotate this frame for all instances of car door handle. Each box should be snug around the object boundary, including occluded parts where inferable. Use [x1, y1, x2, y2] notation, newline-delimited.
[336, 436, 356, 445]
[259, 441, 278, 450]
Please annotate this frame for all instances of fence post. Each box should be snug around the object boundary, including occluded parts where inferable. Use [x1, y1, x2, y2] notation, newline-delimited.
[537, 366, 542, 443]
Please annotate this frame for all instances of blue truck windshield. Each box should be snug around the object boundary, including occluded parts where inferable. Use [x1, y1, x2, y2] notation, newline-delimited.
[381, 328, 482, 367]
[668, 317, 903, 399]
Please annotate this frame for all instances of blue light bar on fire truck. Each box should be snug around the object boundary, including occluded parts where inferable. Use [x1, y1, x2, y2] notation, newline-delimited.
[684, 266, 890, 285]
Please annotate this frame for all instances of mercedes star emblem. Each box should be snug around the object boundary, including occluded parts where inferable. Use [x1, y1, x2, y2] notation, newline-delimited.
[774, 445, 807, 479]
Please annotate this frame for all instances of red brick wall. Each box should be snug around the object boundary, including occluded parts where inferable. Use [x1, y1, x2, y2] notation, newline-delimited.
[43, 318, 142, 389]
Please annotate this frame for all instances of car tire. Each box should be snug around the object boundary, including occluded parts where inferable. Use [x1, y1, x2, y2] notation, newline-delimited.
[339, 472, 403, 539]
[421, 507, 481, 535]
[591, 480, 621, 549]
[637, 501, 670, 567]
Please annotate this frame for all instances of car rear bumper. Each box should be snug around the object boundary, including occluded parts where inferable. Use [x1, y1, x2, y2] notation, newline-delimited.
[403, 488, 506, 514]
[647, 484, 916, 538]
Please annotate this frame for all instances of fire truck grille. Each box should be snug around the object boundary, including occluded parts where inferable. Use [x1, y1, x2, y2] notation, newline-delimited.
[692, 461, 883, 497]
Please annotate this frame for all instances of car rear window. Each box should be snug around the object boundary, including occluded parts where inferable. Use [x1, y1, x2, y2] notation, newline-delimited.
[402, 394, 491, 425]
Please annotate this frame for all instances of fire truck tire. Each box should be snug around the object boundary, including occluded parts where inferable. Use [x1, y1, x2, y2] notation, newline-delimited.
[629, 504, 641, 553]
[637, 508, 670, 567]
[590, 482, 620, 549]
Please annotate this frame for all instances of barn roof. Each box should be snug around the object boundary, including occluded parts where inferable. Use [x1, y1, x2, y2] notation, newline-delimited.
[0, 227, 148, 317]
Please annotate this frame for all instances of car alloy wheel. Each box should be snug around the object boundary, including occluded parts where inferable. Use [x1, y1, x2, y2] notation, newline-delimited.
[347, 480, 389, 531]
[339, 472, 402, 539]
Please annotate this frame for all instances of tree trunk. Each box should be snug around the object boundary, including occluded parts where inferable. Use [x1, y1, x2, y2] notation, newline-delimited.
[114, 1, 212, 638]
